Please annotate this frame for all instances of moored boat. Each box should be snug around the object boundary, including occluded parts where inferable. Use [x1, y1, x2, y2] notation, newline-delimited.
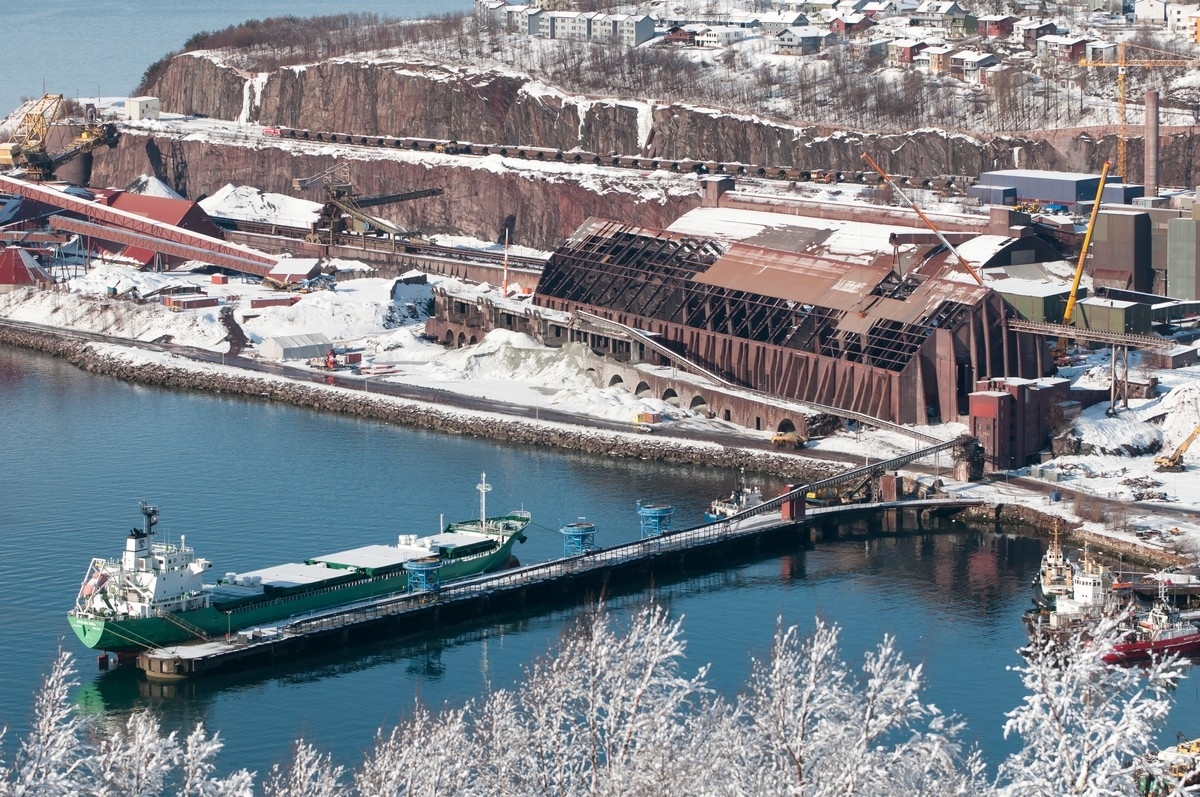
[67, 474, 529, 654]
[704, 471, 763, 522]
[1104, 596, 1200, 664]
[1032, 526, 1076, 611]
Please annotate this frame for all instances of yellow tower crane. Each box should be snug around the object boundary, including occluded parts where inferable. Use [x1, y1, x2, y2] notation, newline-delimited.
[1079, 43, 1200, 180]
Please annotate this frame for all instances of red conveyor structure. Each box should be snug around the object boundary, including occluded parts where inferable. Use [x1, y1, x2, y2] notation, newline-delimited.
[0, 175, 278, 277]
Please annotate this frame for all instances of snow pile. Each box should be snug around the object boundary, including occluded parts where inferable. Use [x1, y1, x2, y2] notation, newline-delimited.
[1073, 403, 1162, 456]
[1157, 380, 1200, 450]
[241, 277, 416, 344]
[198, 184, 322, 228]
[123, 174, 184, 199]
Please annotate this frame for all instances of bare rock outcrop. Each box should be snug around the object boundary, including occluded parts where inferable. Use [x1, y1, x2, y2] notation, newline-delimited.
[90, 133, 699, 250]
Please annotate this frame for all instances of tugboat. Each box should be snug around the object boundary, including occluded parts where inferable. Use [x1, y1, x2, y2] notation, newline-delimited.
[704, 470, 763, 522]
[68, 474, 530, 654]
[1105, 586, 1200, 664]
[1032, 525, 1076, 611]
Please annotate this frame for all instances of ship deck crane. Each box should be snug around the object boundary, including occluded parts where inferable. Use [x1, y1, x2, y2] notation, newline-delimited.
[1080, 43, 1200, 181]
[1155, 422, 1200, 472]
[860, 152, 983, 285]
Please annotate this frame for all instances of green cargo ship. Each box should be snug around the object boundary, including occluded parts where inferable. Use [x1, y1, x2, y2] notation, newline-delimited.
[68, 474, 529, 654]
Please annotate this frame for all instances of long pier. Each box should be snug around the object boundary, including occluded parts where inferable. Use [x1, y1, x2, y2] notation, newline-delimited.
[136, 494, 981, 680]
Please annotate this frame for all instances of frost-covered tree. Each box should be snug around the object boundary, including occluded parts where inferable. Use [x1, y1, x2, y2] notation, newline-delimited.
[3, 607, 1195, 795]
[263, 739, 342, 797]
[721, 617, 987, 797]
[0, 650, 252, 797]
[8, 649, 86, 797]
[998, 611, 1187, 797]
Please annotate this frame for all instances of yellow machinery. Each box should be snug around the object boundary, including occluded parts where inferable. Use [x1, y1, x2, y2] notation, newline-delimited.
[860, 152, 984, 285]
[1080, 43, 1200, 180]
[1155, 423, 1200, 472]
[0, 93, 120, 181]
[1056, 161, 1111, 359]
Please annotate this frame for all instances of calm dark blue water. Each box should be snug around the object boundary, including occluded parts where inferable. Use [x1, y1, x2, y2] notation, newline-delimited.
[2, 343, 1199, 779]
[0, 0, 471, 115]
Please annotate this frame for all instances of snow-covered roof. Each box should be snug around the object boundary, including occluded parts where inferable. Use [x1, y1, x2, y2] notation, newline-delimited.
[990, 276, 1071, 298]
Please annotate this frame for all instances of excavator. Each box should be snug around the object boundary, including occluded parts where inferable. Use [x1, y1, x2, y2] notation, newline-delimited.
[1154, 422, 1200, 472]
[0, 94, 120, 181]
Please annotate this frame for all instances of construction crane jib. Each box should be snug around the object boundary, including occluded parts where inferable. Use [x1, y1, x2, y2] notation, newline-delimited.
[1079, 43, 1200, 181]
[860, 152, 983, 286]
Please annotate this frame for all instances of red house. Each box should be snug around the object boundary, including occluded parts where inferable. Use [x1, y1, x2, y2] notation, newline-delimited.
[977, 14, 1016, 37]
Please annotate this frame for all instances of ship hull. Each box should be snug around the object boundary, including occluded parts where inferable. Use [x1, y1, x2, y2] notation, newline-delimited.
[69, 529, 524, 653]
[1103, 632, 1200, 664]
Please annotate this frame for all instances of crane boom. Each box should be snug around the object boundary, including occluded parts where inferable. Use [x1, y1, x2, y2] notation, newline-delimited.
[860, 152, 983, 285]
[1059, 161, 1111, 356]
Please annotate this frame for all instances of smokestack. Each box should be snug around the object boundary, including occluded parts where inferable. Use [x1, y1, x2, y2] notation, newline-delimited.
[1145, 89, 1159, 198]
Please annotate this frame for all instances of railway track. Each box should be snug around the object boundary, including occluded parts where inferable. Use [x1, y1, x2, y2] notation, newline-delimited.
[264, 126, 962, 189]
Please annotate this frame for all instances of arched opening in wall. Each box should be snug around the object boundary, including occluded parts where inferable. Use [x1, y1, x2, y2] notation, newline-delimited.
[608, 374, 625, 388]
[635, 381, 652, 398]
[444, 330, 454, 346]
[584, 367, 599, 387]
[723, 408, 731, 421]
[662, 388, 680, 407]
[457, 332, 467, 348]
[689, 395, 708, 414]
[469, 335, 478, 345]
[777, 418, 797, 434]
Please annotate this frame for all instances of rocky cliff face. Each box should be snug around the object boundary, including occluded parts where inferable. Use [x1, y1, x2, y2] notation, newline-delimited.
[117, 51, 1195, 242]
[89, 134, 699, 250]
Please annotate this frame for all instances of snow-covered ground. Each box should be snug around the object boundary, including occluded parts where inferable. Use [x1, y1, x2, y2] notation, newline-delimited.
[4, 248, 1200, 561]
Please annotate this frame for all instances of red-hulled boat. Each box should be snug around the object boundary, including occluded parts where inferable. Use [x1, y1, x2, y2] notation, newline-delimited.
[1104, 600, 1200, 664]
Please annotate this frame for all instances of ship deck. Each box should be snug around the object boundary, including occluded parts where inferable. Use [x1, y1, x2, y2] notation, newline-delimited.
[136, 497, 981, 680]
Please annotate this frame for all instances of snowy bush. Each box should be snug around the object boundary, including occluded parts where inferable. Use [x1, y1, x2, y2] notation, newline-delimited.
[0, 606, 1190, 795]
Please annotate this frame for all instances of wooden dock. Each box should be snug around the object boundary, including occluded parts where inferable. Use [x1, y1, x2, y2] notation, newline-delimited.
[137, 497, 981, 680]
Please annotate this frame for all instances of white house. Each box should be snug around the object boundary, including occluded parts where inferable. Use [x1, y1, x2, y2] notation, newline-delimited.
[125, 96, 160, 122]
[1134, 0, 1168, 23]
[1167, 2, 1200, 33]
[696, 25, 748, 47]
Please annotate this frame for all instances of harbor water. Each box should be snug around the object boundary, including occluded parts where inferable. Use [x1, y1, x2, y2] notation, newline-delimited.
[0, 0, 472, 116]
[5, 344, 1200, 777]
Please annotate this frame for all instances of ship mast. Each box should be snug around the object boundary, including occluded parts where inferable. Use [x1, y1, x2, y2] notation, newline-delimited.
[477, 472, 491, 529]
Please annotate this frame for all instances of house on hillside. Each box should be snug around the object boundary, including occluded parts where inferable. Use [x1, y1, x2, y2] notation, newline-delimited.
[758, 11, 809, 32]
[774, 25, 837, 53]
[1036, 34, 1088, 62]
[1134, 0, 1168, 23]
[888, 37, 928, 64]
[829, 11, 876, 37]
[915, 44, 954, 73]
[950, 50, 999, 82]
[977, 13, 1017, 37]
[1085, 40, 1116, 61]
[662, 24, 700, 44]
[911, 0, 976, 33]
[861, 0, 903, 17]
[1167, 2, 1200, 32]
[1015, 18, 1056, 48]
[696, 25, 748, 47]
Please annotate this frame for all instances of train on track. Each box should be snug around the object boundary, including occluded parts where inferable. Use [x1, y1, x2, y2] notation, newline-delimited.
[263, 126, 966, 190]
